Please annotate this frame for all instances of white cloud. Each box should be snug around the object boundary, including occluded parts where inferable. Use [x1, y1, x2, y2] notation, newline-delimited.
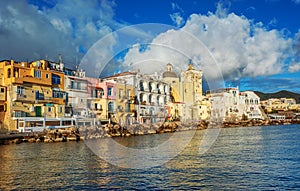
[170, 12, 184, 27]
[123, 9, 291, 82]
[0, 0, 117, 72]
[289, 63, 300, 72]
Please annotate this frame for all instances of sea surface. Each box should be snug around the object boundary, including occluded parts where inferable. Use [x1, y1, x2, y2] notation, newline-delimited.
[0, 125, 300, 190]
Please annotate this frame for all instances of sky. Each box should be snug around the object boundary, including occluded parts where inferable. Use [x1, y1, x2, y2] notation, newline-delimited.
[1, 0, 300, 93]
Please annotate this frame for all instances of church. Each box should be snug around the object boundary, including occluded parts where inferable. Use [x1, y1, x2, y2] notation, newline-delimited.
[162, 62, 211, 121]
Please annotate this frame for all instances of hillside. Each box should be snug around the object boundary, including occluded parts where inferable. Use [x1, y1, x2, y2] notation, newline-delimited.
[254, 90, 300, 103]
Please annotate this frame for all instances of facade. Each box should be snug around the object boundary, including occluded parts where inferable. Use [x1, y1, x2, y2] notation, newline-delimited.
[97, 79, 117, 122]
[115, 79, 135, 125]
[108, 71, 170, 124]
[240, 91, 263, 120]
[207, 87, 245, 122]
[207, 88, 264, 122]
[163, 63, 206, 121]
[64, 70, 88, 117]
[0, 59, 66, 131]
[261, 98, 299, 113]
[86, 77, 104, 119]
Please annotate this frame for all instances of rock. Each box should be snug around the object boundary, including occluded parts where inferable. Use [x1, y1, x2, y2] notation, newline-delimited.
[28, 138, 36, 143]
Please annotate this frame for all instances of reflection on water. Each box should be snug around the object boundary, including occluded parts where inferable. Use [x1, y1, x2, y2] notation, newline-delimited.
[0, 125, 300, 190]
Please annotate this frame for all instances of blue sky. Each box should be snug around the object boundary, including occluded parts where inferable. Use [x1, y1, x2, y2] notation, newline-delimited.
[1, 0, 300, 93]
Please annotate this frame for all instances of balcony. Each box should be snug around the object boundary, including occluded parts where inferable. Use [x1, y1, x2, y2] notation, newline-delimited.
[11, 76, 51, 86]
[108, 109, 116, 113]
[17, 94, 26, 99]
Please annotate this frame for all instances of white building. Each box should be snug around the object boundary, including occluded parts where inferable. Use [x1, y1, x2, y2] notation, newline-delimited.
[240, 91, 263, 120]
[64, 69, 89, 117]
[207, 88, 263, 122]
[108, 71, 170, 124]
[207, 87, 245, 122]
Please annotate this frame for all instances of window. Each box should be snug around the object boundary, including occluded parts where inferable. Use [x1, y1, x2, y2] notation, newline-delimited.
[108, 102, 114, 112]
[34, 70, 41, 78]
[17, 86, 24, 95]
[149, 82, 152, 92]
[48, 107, 52, 112]
[100, 89, 104, 97]
[127, 90, 131, 98]
[46, 74, 49, 78]
[52, 74, 61, 84]
[14, 111, 26, 117]
[0, 88, 4, 93]
[7, 68, 11, 78]
[71, 81, 74, 89]
[108, 87, 112, 96]
[140, 81, 144, 91]
[53, 90, 65, 98]
[94, 103, 98, 110]
[59, 106, 63, 113]
[119, 89, 123, 99]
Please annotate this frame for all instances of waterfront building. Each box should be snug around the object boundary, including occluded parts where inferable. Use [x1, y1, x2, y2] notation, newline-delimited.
[240, 91, 263, 120]
[261, 98, 299, 113]
[115, 78, 135, 125]
[207, 87, 246, 122]
[86, 77, 104, 119]
[0, 59, 66, 131]
[97, 79, 117, 122]
[163, 62, 206, 121]
[108, 71, 170, 124]
[64, 69, 88, 117]
[207, 88, 264, 122]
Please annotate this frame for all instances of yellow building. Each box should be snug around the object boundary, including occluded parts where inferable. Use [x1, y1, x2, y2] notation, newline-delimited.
[115, 80, 135, 125]
[261, 98, 299, 113]
[0, 60, 66, 131]
[163, 62, 205, 121]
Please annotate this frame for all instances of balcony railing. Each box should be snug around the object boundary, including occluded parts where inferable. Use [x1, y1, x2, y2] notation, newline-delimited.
[17, 94, 26, 99]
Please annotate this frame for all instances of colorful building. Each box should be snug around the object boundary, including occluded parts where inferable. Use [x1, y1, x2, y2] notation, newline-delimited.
[0, 59, 67, 131]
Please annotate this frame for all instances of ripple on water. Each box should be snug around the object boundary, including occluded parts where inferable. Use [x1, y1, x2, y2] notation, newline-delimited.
[0, 125, 300, 190]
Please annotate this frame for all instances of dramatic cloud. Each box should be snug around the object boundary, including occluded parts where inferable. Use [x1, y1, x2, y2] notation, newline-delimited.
[0, 0, 116, 69]
[123, 5, 292, 82]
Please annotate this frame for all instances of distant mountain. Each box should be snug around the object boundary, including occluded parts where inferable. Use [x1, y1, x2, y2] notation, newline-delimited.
[254, 90, 300, 103]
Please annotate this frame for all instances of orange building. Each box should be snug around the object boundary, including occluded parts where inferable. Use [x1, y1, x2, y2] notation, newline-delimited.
[0, 59, 67, 131]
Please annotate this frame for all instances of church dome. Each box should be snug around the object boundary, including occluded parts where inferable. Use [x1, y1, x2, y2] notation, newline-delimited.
[163, 63, 178, 78]
[163, 71, 178, 78]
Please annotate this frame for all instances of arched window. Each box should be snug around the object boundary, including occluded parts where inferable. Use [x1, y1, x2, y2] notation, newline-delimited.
[149, 94, 152, 103]
[108, 102, 114, 112]
[140, 81, 144, 91]
[149, 82, 152, 92]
